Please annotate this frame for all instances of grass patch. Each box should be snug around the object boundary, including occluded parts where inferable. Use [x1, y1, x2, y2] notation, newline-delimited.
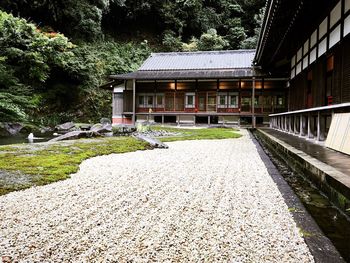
[298, 227, 315, 238]
[0, 137, 149, 195]
[152, 126, 242, 142]
[0, 127, 241, 196]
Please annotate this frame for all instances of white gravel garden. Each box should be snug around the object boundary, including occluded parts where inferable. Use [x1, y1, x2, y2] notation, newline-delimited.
[0, 130, 314, 262]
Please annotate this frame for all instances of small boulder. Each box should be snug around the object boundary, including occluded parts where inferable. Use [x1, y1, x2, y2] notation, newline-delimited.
[100, 118, 111, 125]
[55, 122, 75, 131]
[2, 123, 23, 135]
[49, 131, 100, 142]
[133, 134, 168, 149]
[79, 124, 92, 131]
[40, 126, 54, 134]
[91, 123, 112, 134]
[90, 123, 102, 131]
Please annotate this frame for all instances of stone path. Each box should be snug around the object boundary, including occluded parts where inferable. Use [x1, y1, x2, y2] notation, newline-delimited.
[0, 130, 314, 262]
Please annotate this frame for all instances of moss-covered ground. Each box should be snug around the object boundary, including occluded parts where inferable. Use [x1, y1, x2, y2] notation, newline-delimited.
[0, 137, 149, 195]
[153, 126, 242, 142]
[0, 127, 241, 195]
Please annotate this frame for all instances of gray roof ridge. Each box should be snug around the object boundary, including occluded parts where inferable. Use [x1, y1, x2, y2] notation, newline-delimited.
[149, 49, 256, 56]
[138, 67, 253, 72]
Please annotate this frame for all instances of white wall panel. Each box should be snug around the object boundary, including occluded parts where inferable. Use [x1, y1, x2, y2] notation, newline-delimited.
[346, 0, 350, 13]
[296, 62, 302, 75]
[330, 1, 342, 28]
[303, 56, 308, 70]
[303, 39, 309, 55]
[291, 69, 295, 79]
[310, 48, 317, 64]
[291, 55, 296, 68]
[297, 48, 303, 62]
[344, 14, 350, 36]
[310, 30, 318, 47]
[325, 113, 350, 155]
[329, 25, 341, 48]
[319, 17, 328, 38]
[318, 38, 327, 57]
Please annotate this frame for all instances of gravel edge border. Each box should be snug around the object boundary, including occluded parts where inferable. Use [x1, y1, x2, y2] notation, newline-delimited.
[250, 130, 345, 263]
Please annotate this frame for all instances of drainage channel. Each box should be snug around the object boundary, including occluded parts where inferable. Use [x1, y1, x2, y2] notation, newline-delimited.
[252, 131, 350, 262]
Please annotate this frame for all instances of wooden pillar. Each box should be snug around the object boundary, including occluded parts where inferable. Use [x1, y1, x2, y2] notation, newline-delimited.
[301, 114, 308, 136]
[275, 117, 278, 129]
[162, 115, 164, 125]
[285, 115, 288, 131]
[208, 116, 210, 125]
[281, 116, 284, 130]
[307, 113, 312, 138]
[252, 77, 256, 128]
[317, 111, 321, 141]
[289, 115, 292, 133]
[317, 111, 326, 141]
[174, 80, 177, 111]
[307, 112, 315, 139]
[132, 79, 136, 125]
[300, 114, 303, 136]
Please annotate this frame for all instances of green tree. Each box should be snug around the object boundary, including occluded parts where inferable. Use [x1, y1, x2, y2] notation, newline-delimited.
[162, 30, 184, 52]
[197, 29, 228, 51]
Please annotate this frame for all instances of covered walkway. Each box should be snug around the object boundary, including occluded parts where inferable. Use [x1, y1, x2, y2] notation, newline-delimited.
[260, 128, 350, 176]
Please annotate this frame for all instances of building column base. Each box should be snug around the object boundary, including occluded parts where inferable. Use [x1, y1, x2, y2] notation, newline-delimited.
[112, 116, 133, 125]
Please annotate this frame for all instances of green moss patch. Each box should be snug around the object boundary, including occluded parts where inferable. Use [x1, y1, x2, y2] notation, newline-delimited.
[0, 127, 241, 196]
[0, 137, 148, 195]
[153, 126, 242, 142]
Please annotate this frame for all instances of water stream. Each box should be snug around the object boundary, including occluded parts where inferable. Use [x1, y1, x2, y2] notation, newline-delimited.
[0, 133, 55, 146]
[255, 134, 350, 262]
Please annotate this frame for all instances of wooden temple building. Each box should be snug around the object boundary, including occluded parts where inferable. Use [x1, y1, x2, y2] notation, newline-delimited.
[255, 0, 350, 154]
[109, 0, 350, 154]
[110, 50, 287, 126]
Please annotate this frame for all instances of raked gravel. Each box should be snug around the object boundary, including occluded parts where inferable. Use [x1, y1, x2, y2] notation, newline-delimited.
[0, 130, 314, 262]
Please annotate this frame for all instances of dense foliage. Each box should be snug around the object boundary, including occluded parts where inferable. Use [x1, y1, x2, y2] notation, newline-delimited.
[0, 0, 264, 124]
[0, 0, 264, 49]
[0, 11, 150, 124]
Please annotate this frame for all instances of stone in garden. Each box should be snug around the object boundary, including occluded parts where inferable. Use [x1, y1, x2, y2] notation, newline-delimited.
[40, 126, 54, 134]
[133, 134, 168, 149]
[100, 118, 111, 125]
[91, 123, 112, 134]
[49, 131, 100, 142]
[55, 122, 75, 131]
[1, 122, 23, 135]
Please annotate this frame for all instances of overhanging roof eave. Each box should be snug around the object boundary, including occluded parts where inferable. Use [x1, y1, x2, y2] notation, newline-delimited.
[109, 69, 267, 80]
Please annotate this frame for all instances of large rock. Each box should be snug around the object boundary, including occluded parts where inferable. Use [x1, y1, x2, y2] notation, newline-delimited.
[90, 123, 112, 133]
[49, 131, 100, 142]
[0, 122, 23, 136]
[55, 122, 75, 131]
[133, 134, 168, 149]
[100, 118, 111, 125]
[40, 126, 54, 134]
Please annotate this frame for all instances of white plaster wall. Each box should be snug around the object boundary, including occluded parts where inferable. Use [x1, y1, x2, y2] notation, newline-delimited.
[329, 25, 341, 48]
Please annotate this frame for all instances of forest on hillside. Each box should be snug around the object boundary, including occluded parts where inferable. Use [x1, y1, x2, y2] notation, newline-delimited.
[0, 0, 265, 126]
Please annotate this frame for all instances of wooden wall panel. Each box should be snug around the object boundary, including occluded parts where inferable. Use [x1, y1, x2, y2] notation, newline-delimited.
[342, 37, 350, 102]
[289, 72, 307, 110]
[312, 57, 326, 107]
[333, 46, 342, 104]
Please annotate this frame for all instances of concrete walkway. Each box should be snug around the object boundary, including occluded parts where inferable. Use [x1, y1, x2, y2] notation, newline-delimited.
[260, 128, 350, 176]
[0, 131, 313, 262]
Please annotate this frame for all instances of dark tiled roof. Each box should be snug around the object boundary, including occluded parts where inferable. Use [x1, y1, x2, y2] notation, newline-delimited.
[140, 50, 255, 71]
[110, 68, 264, 80]
[110, 50, 260, 80]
